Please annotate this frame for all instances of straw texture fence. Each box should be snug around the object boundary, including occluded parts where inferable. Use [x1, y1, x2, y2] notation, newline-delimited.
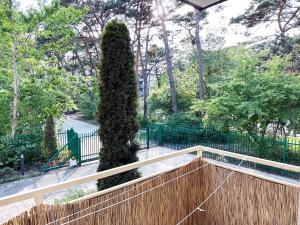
[3, 158, 299, 225]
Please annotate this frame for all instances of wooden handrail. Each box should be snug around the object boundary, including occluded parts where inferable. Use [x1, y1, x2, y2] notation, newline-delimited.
[0, 146, 201, 207]
[0, 145, 300, 208]
[203, 146, 300, 173]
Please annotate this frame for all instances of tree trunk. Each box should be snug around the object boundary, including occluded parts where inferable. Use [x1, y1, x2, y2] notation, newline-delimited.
[9, 0, 18, 137]
[155, 0, 178, 113]
[135, 19, 142, 79]
[140, 28, 151, 117]
[11, 36, 18, 137]
[195, 10, 205, 100]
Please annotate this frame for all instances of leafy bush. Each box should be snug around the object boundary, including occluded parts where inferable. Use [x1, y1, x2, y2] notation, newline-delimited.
[42, 114, 57, 160]
[0, 168, 40, 184]
[137, 114, 159, 128]
[0, 167, 17, 179]
[0, 134, 42, 170]
[78, 78, 99, 119]
[163, 113, 202, 128]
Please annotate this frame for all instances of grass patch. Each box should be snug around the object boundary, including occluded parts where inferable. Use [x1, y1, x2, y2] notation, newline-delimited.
[54, 189, 93, 204]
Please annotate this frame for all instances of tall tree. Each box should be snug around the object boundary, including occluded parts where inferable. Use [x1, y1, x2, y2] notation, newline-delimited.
[232, 0, 300, 36]
[97, 20, 140, 190]
[174, 8, 209, 100]
[8, 0, 19, 137]
[126, 0, 153, 79]
[140, 26, 165, 117]
[155, 0, 178, 113]
[195, 10, 205, 100]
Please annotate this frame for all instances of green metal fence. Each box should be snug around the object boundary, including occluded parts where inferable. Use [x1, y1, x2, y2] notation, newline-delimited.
[41, 128, 158, 171]
[79, 130, 100, 163]
[152, 124, 300, 166]
[145, 124, 300, 178]
[138, 125, 161, 149]
[4, 123, 299, 175]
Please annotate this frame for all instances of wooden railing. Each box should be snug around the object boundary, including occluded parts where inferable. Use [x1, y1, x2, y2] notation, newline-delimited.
[0, 145, 300, 208]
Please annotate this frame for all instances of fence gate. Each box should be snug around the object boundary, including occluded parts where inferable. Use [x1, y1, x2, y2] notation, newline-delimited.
[41, 127, 159, 172]
[79, 130, 101, 163]
[67, 129, 81, 166]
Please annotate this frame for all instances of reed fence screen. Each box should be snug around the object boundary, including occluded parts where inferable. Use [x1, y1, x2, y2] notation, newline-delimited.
[4, 157, 299, 225]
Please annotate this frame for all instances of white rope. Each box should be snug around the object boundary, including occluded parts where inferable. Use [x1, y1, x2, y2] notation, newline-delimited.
[46, 178, 151, 225]
[176, 156, 248, 225]
[51, 156, 225, 225]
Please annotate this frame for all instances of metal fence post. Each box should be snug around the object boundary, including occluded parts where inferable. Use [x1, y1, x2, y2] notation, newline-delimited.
[20, 154, 24, 176]
[78, 137, 82, 166]
[158, 124, 162, 146]
[146, 125, 150, 149]
[283, 138, 287, 164]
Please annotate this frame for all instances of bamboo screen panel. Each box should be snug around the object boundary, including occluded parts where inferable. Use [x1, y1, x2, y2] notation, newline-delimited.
[4, 158, 299, 225]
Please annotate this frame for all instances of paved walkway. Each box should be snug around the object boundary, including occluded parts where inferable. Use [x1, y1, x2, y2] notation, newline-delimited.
[61, 116, 98, 134]
[0, 147, 196, 224]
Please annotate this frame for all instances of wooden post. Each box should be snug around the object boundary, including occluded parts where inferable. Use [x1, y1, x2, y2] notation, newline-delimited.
[197, 147, 203, 158]
[34, 195, 43, 206]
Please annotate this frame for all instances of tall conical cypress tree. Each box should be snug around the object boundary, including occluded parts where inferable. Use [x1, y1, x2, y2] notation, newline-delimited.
[42, 114, 57, 160]
[97, 20, 140, 190]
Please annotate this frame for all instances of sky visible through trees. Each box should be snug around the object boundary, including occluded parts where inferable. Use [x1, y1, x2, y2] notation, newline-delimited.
[19, 0, 285, 47]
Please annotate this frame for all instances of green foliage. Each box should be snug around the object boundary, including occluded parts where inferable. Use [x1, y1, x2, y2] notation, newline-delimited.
[17, 68, 77, 131]
[149, 46, 232, 117]
[0, 133, 42, 170]
[42, 115, 57, 160]
[0, 167, 40, 184]
[254, 35, 300, 73]
[231, 0, 300, 34]
[0, 1, 82, 136]
[97, 20, 140, 190]
[163, 113, 202, 128]
[0, 167, 17, 180]
[78, 77, 99, 119]
[206, 50, 300, 138]
[149, 70, 197, 116]
[34, 2, 87, 63]
[54, 189, 90, 204]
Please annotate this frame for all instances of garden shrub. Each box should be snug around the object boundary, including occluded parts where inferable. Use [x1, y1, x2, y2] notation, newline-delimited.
[42, 114, 58, 160]
[97, 20, 140, 190]
[0, 133, 42, 170]
[164, 113, 202, 128]
[78, 83, 99, 119]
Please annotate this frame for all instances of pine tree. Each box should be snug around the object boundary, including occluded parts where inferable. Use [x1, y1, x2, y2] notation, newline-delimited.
[97, 20, 140, 190]
[42, 114, 57, 160]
